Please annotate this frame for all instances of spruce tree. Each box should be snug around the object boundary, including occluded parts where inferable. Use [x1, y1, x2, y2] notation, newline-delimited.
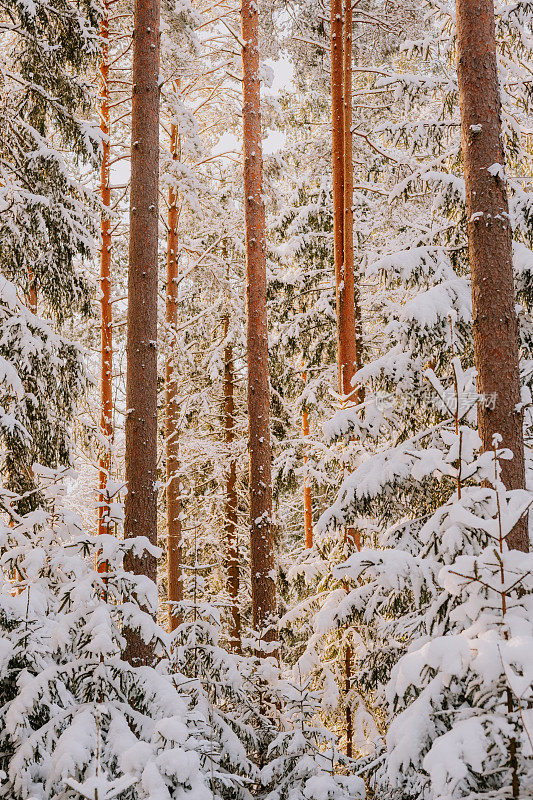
[0, 0, 102, 506]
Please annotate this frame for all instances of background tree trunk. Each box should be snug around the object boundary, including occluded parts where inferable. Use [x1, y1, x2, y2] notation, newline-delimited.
[341, 0, 359, 403]
[166, 120, 182, 632]
[123, 0, 161, 664]
[331, 0, 347, 398]
[455, 0, 527, 552]
[302, 376, 313, 549]
[338, 1, 360, 756]
[240, 0, 277, 651]
[98, 0, 113, 547]
[27, 267, 37, 313]
[224, 313, 241, 653]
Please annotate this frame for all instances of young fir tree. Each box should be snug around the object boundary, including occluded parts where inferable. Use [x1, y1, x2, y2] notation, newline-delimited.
[331, 374, 533, 798]
[169, 557, 257, 800]
[260, 671, 365, 800]
[0, 0, 102, 507]
[0, 468, 216, 800]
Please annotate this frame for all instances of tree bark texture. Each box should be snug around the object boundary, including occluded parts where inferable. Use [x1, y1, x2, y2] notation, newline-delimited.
[455, 0, 527, 551]
[302, 377, 313, 549]
[341, 0, 360, 403]
[343, 0, 364, 405]
[98, 0, 113, 546]
[224, 313, 241, 652]
[27, 266, 37, 313]
[240, 0, 277, 648]
[341, 0, 360, 561]
[331, 0, 348, 397]
[166, 121, 183, 632]
[335, 5, 359, 756]
[123, 0, 161, 664]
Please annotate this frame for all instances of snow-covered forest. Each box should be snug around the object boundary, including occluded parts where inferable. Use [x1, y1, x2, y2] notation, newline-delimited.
[0, 0, 532, 797]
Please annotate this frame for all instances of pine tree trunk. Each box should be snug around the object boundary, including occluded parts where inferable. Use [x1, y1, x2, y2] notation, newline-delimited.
[343, 0, 364, 406]
[166, 121, 182, 632]
[123, 0, 161, 664]
[302, 376, 313, 549]
[331, 0, 347, 397]
[339, 2, 359, 756]
[98, 0, 113, 545]
[341, 0, 359, 403]
[455, 0, 527, 552]
[224, 313, 241, 653]
[341, 0, 360, 559]
[240, 0, 277, 649]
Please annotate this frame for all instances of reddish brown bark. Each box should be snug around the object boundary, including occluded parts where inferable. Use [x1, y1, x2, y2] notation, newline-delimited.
[98, 0, 113, 549]
[341, 0, 360, 562]
[332, 0, 359, 405]
[331, 0, 347, 397]
[336, 4, 360, 756]
[455, 0, 527, 552]
[224, 313, 241, 652]
[123, 0, 161, 665]
[343, 0, 363, 406]
[166, 121, 182, 633]
[27, 267, 37, 313]
[340, 0, 360, 404]
[240, 0, 277, 649]
[302, 376, 313, 549]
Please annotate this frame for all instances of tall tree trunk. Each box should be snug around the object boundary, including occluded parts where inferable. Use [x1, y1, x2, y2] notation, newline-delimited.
[123, 0, 161, 665]
[336, 1, 360, 757]
[98, 0, 113, 546]
[340, 0, 360, 560]
[302, 375, 313, 549]
[240, 0, 277, 650]
[331, 0, 347, 397]
[455, 0, 527, 552]
[224, 313, 241, 652]
[166, 120, 182, 632]
[341, 0, 359, 404]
